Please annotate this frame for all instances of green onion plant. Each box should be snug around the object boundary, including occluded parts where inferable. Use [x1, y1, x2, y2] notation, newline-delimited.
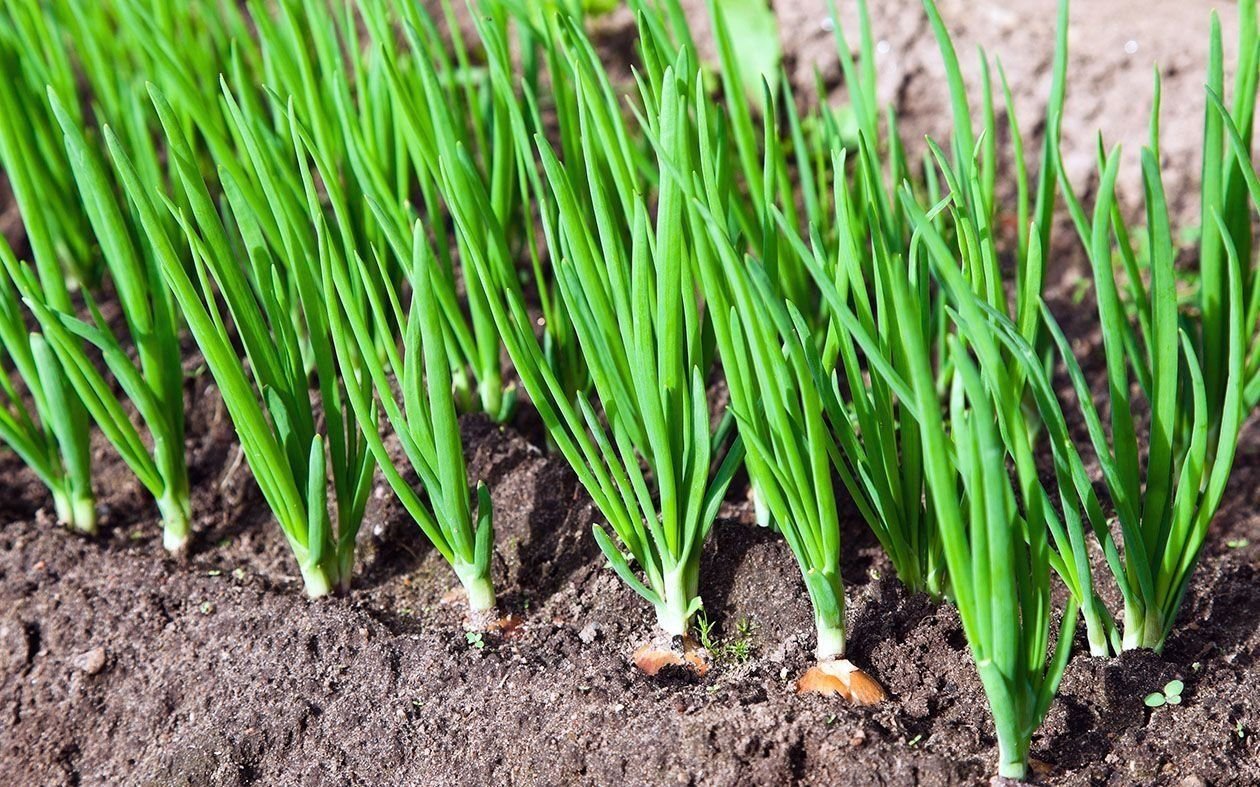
[887, 241, 1077, 780]
[1047, 3, 1254, 651]
[1048, 147, 1245, 652]
[456, 17, 742, 654]
[0, 238, 93, 532]
[0, 0, 252, 537]
[3, 92, 191, 552]
[693, 183, 888, 699]
[323, 218, 500, 622]
[0, 17, 95, 532]
[118, 85, 376, 597]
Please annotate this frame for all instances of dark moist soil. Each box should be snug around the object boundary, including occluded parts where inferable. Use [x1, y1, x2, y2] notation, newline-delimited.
[3, 2, 1259, 785]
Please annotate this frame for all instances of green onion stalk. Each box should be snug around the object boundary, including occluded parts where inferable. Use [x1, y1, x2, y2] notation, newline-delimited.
[0, 243, 94, 534]
[0, 42, 95, 534]
[1050, 145, 1245, 652]
[321, 213, 501, 625]
[902, 180, 1115, 658]
[694, 202, 886, 702]
[886, 239, 1077, 780]
[116, 85, 375, 597]
[5, 91, 193, 553]
[452, 15, 741, 669]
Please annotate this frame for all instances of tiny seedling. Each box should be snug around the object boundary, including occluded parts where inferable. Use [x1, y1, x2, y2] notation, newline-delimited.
[1144, 680, 1185, 708]
[696, 613, 756, 666]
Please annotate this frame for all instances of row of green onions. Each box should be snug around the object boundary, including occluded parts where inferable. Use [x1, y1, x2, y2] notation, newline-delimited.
[0, 0, 1255, 779]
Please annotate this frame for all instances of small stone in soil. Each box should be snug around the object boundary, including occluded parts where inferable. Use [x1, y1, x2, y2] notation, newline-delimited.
[0, 620, 32, 669]
[578, 623, 599, 644]
[73, 647, 107, 675]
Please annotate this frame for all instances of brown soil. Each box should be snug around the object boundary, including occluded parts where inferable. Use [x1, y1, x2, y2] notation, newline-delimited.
[2, 2, 1258, 786]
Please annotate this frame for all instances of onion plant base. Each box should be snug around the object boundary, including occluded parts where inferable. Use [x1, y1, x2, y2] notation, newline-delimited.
[632, 634, 711, 679]
[796, 659, 887, 705]
[994, 737, 1031, 782]
[1120, 606, 1171, 654]
[457, 566, 502, 632]
[156, 492, 193, 557]
[52, 489, 97, 536]
[298, 553, 354, 600]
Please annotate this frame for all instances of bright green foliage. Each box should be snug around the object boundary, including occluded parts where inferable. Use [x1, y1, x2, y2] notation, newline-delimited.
[880, 0, 1123, 656]
[916, 0, 1068, 351]
[486, 0, 671, 401]
[0, 0, 251, 284]
[1049, 4, 1254, 652]
[0, 240, 93, 532]
[699, 0, 846, 316]
[1202, 2, 1259, 410]
[323, 219, 498, 617]
[0, 10, 95, 532]
[776, 154, 948, 599]
[235, 0, 503, 609]
[1049, 149, 1245, 652]
[0, 0, 253, 538]
[454, 16, 741, 638]
[712, 0, 781, 109]
[725, 0, 1072, 599]
[475, 7, 585, 400]
[3, 92, 191, 552]
[696, 219, 851, 657]
[215, 0, 529, 423]
[116, 85, 375, 597]
[693, 112, 946, 610]
[1059, 3, 1257, 418]
[885, 230, 1077, 780]
[1143, 679, 1185, 707]
[902, 184, 1116, 662]
[668, 0, 898, 554]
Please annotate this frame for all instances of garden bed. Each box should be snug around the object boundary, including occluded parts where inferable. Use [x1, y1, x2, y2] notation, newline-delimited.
[1, 1, 1258, 785]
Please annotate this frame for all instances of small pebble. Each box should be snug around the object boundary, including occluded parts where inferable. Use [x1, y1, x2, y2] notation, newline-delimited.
[0, 620, 32, 669]
[578, 623, 599, 644]
[73, 647, 107, 675]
